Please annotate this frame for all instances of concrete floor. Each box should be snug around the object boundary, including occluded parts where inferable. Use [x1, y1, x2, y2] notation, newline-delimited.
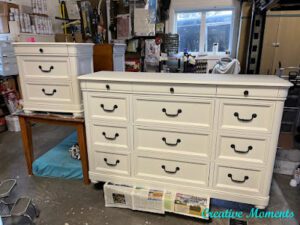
[0, 124, 299, 225]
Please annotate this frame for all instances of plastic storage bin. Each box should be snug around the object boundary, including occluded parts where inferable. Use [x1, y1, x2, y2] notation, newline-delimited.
[5, 115, 20, 132]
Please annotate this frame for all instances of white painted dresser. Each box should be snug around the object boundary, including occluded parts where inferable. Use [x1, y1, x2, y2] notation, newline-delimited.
[79, 72, 292, 209]
[13, 43, 94, 117]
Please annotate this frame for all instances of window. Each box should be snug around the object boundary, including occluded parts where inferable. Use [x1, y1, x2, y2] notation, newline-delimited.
[176, 10, 233, 54]
[176, 12, 201, 52]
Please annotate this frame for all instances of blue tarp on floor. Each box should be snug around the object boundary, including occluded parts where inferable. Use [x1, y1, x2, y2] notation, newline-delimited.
[32, 132, 83, 179]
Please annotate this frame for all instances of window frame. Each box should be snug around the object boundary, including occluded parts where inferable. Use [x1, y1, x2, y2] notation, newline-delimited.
[174, 8, 235, 55]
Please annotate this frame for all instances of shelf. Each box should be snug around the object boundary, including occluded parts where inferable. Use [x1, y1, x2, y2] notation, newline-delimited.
[30, 13, 49, 17]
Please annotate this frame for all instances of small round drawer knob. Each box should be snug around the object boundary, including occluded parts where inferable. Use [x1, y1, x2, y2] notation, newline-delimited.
[170, 87, 175, 94]
[39, 48, 44, 53]
[244, 90, 249, 96]
[106, 84, 110, 90]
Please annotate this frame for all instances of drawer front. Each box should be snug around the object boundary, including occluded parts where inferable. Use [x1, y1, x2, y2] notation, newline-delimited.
[219, 100, 275, 133]
[134, 97, 214, 129]
[25, 83, 73, 103]
[94, 151, 130, 176]
[214, 165, 262, 193]
[135, 156, 208, 186]
[20, 56, 70, 78]
[88, 94, 129, 123]
[84, 81, 132, 92]
[91, 124, 130, 151]
[217, 134, 268, 164]
[217, 87, 278, 98]
[135, 127, 211, 158]
[14, 45, 68, 56]
[133, 84, 216, 96]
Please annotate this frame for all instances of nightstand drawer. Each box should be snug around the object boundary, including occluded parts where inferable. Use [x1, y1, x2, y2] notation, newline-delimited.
[25, 83, 73, 103]
[88, 93, 130, 123]
[135, 127, 211, 158]
[91, 124, 130, 152]
[219, 100, 275, 133]
[135, 156, 208, 186]
[94, 152, 130, 176]
[213, 165, 262, 194]
[134, 96, 214, 129]
[14, 45, 68, 56]
[20, 56, 70, 79]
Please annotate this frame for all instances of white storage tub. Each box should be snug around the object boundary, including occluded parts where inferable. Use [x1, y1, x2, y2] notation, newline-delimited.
[0, 62, 18, 76]
[5, 115, 20, 132]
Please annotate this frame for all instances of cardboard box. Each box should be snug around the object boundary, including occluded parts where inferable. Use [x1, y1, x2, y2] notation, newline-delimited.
[0, 16, 9, 33]
[0, 2, 9, 16]
[278, 133, 294, 149]
[0, 2, 19, 16]
[55, 33, 83, 43]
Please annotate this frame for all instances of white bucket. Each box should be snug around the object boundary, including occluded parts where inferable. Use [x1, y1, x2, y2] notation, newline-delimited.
[5, 115, 20, 132]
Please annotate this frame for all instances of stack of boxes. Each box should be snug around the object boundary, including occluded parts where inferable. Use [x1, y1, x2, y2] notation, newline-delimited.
[0, 1, 53, 36]
[0, 2, 19, 34]
[0, 41, 18, 76]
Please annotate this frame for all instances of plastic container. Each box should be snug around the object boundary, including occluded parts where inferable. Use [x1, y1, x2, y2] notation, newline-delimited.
[5, 115, 20, 132]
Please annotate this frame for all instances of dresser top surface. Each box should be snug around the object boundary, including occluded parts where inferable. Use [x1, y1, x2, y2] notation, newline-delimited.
[12, 42, 94, 47]
[79, 72, 292, 88]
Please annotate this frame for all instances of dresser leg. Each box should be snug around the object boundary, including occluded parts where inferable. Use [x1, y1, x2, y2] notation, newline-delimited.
[255, 205, 266, 210]
[73, 112, 84, 118]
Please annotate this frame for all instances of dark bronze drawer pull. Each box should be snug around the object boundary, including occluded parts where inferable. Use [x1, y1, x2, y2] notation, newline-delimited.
[104, 158, 120, 167]
[39, 65, 54, 73]
[39, 48, 44, 53]
[162, 137, 181, 147]
[244, 90, 249, 96]
[100, 104, 118, 112]
[162, 108, 182, 117]
[102, 132, 119, 141]
[161, 165, 180, 174]
[106, 84, 110, 90]
[228, 174, 249, 183]
[234, 112, 257, 122]
[230, 144, 253, 154]
[170, 87, 175, 94]
[42, 88, 57, 96]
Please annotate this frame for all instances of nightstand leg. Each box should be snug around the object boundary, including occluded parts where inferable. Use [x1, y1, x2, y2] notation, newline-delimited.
[19, 116, 34, 175]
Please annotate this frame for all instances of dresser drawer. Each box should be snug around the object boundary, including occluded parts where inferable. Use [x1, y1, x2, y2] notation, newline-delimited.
[133, 84, 216, 96]
[135, 156, 208, 186]
[19, 56, 70, 79]
[25, 83, 73, 103]
[88, 93, 130, 123]
[217, 134, 268, 164]
[14, 45, 68, 56]
[91, 124, 130, 151]
[135, 127, 211, 158]
[84, 81, 132, 92]
[213, 165, 262, 193]
[134, 96, 214, 129]
[217, 87, 278, 98]
[94, 152, 130, 176]
[219, 100, 275, 133]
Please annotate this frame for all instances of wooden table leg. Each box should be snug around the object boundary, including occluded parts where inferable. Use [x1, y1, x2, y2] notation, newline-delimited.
[77, 123, 90, 185]
[19, 116, 34, 175]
